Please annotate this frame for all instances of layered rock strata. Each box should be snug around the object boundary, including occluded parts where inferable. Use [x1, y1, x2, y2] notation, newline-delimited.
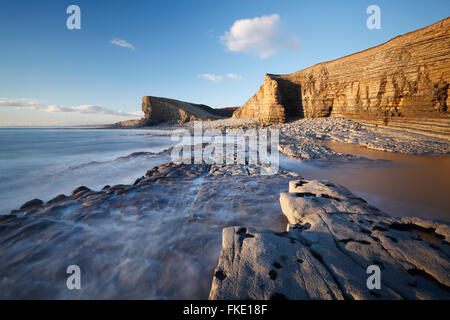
[142, 96, 231, 124]
[233, 75, 302, 125]
[275, 117, 450, 157]
[233, 18, 450, 137]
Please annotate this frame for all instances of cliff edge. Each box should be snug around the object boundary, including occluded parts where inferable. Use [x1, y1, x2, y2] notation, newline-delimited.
[142, 96, 232, 125]
[233, 17, 450, 138]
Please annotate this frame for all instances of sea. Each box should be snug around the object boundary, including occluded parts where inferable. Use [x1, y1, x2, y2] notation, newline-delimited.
[0, 127, 176, 214]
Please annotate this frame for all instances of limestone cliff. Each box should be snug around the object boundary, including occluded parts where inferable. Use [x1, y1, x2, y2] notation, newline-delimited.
[233, 18, 450, 137]
[233, 74, 302, 124]
[142, 96, 228, 124]
[111, 118, 146, 128]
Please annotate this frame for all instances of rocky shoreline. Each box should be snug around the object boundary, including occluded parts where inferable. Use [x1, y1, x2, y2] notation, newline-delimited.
[210, 178, 450, 300]
[0, 160, 299, 299]
[114, 117, 449, 159]
[2, 161, 449, 299]
[180, 117, 449, 159]
[0, 118, 449, 299]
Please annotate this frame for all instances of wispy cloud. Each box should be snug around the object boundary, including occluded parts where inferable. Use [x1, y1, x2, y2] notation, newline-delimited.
[109, 38, 135, 50]
[0, 98, 143, 117]
[226, 73, 243, 80]
[197, 74, 224, 83]
[220, 14, 299, 59]
[197, 73, 243, 83]
[0, 98, 41, 109]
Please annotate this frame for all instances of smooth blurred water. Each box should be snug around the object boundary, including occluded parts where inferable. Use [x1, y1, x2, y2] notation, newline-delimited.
[0, 128, 175, 214]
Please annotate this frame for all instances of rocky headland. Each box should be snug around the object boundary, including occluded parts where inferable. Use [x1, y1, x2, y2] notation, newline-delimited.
[112, 96, 237, 127]
[232, 17, 450, 140]
[141, 96, 238, 125]
[113, 19, 449, 143]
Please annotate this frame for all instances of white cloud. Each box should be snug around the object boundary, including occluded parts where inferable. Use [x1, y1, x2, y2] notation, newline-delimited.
[109, 38, 135, 50]
[197, 74, 224, 83]
[220, 14, 299, 59]
[0, 98, 142, 117]
[197, 73, 243, 82]
[226, 73, 243, 80]
[0, 98, 41, 108]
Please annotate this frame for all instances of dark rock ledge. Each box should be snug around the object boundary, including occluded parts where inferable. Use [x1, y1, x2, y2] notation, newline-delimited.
[0, 162, 298, 299]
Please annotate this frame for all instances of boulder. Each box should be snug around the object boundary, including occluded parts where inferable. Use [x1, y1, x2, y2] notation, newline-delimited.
[209, 179, 450, 300]
[280, 179, 385, 224]
[19, 199, 43, 210]
[71, 186, 91, 196]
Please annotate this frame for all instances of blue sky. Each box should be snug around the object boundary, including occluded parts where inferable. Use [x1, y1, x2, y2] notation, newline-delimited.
[0, 0, 448, 126]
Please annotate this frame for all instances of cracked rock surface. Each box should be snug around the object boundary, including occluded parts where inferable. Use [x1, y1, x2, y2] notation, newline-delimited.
[209, 179, 450, 300]
[275, 118, 449, 159]
[182, 117, 449, 160]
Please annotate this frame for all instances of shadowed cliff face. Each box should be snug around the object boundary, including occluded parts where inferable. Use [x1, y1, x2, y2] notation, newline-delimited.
[233, 18, 450, 136]
[232, 75, 303, 125]
[142, 96, 232, 125]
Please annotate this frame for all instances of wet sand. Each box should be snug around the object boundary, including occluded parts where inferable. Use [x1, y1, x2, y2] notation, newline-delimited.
[280, 141, 450, 221]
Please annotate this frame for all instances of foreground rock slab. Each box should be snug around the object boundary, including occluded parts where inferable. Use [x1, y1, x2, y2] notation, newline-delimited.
[280, 179, 386, 222]
[209, 179, 450, 300]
